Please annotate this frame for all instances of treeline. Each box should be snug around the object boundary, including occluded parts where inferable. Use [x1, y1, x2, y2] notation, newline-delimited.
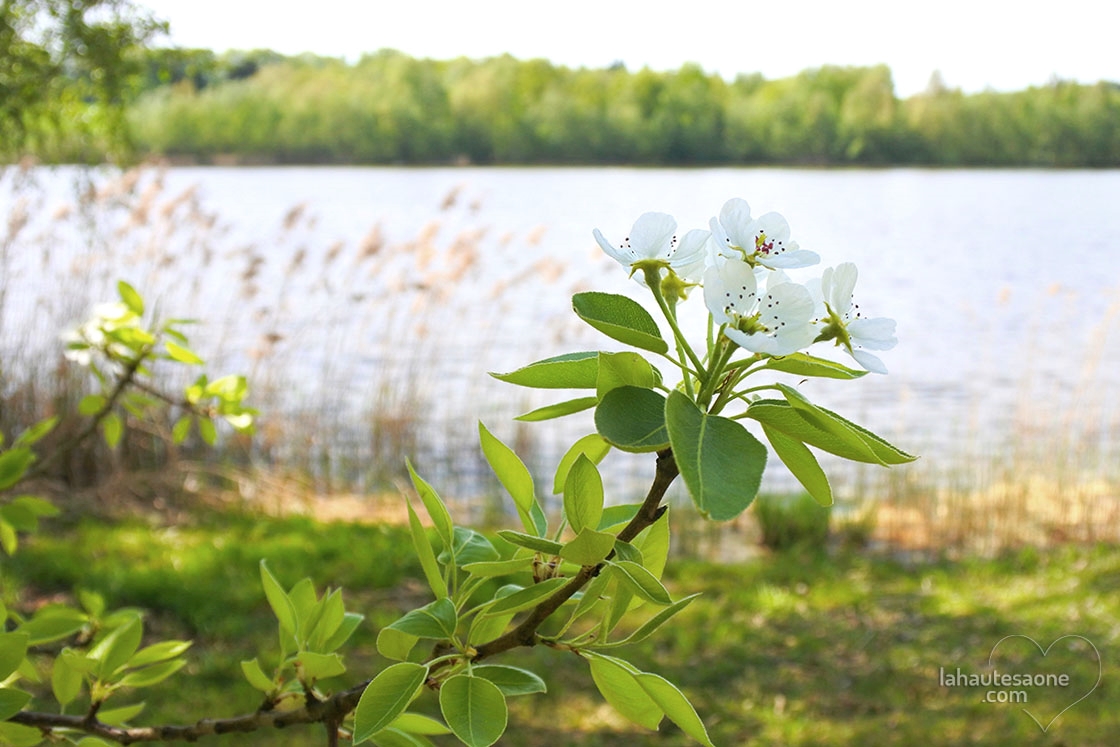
[56, 49, 1120, 166]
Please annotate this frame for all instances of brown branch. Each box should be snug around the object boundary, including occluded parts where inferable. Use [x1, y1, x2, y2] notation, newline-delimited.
[6, 449, 681, 744]
[471, 447, 678, 662]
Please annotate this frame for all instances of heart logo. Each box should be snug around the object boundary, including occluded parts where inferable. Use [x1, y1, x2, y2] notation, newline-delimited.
[987, 634, 1102, 732]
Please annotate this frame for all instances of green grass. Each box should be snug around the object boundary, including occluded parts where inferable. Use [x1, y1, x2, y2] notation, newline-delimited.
[5, 511, 1119, 746]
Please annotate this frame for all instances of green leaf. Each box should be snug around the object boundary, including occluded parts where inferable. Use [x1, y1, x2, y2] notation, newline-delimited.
[761, 352, 868, 380]
[0, 687, 32, 722]
[375, 627, 418, 662]
[463, 557, 531, 578]
[489, 352, 599, 389]
[79, 394, 108, 416]
[353, 663, 429, 744]
[89, 614, 143, 680]
[117, 281, 144, 315]
[406, 461, 453, 549]
[12, 416, 58, 447]
[552, 433, 611, 494]
[0, 449, 34, 492]
[559, 529, 616, 567]
[495, 531, 563, 555]
[593, 594, 701, 650]
[666, 391, 767, 521]
[562, 454, 604, 534]
[480, 578, 568, 617]
[630, 510, 670, 580]
[439, 674, 508, 747]
[387, 712, 451, 735]
[572, 292, 668, 354]
[97, 702, 146, 726]
[117, 659, 187, 688]
[259, 561, 298, 636]
[100, 411, 123, 449]
[297, 651, 346, 681]
[321, 612, 364, 653]
[197, 417, 217, 446]
[762, 424, 833, 506]
[171, 416, 192, 444]
[406, 499, 448, 600]
[472, 665, 547, 696]
[596, 351, 659, 398]
[52, 650, 84, 706]
[514, 396, 598, 422]
[586, 653, 662, 730]
[636, 672, 716, 747]
[18, 605, 88, 645]
[164, 341, 204, 365]
[0, 722, 43, 747]
[0, 633, 29, 681]
[308, 590, 346, 652]
[128, 640, 192, 668]
[438, 528, 499, 567]
[594, 386, 669, 453]
[608, 561, 672, 605]
[386, 598, 457, 640]
[478, 422, 544, 536]
[240, 658, 275, 693]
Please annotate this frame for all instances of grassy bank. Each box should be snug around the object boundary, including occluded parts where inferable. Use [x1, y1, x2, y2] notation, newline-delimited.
[5, 508, 1116, 745]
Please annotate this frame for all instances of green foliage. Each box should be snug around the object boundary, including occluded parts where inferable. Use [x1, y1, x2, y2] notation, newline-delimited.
[115, 52, 1120, 166]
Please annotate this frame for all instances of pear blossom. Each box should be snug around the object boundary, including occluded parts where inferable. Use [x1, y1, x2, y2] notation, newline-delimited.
[813, 262, 897, 374]
[709, 198, 820, 270]
[593, 212, 709, 282]
[62, 302, 139, 366]
[703, 259, 816, 356]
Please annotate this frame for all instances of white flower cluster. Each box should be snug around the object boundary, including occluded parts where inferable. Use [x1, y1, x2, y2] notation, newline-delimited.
[594, 198, 897, 373]
[60, 301, 141, 366]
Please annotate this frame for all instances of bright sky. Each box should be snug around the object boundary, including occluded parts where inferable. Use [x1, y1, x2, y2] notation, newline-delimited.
[138, 0, 1118, 98]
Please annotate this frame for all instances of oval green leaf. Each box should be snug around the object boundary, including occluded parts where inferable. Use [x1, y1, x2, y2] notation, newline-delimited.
[515, 396, 598, 422]
[489, 352, 599, 389]
[472, 665, 547, 697]
[666, 391, 767, 521]
[761, 424, 833, 506]
[563, 454, 604, 534]
[636, 672, 716, 747]
[440, 674, 508, 747]
[353, 663, 429, 744]
[586, 653, 662, 730]
[594, 386, 668, 453]
[572, 292, 668, 354]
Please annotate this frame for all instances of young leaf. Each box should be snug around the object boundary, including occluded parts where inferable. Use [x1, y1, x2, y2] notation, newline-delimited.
[0, 633, 29, 681]
[259, 561, 298, 637]
[117, 281, 144, 315]
[666, 391, 767, 520]
[164, 341, 204, 365]
[462, 557, 532, 578]
[406, 499, 448, 600]
[320, 612, 364, 653]
[586, 653, 663, 730]
[406, 460, 453, 549]
[0, 450, 34, 491]
[608, 561, 673, 606]
[0, 688, 32, 722]
[592, 593, 702, 650]
[79, 395, 108, 416]
[240, 658, 275, 693]
[296, 652, 346, 681]
[52, 651, 84, 706]
[636, 672, 716, 747]
[471, 665, 547, 696]
[761, 352, 868, 380]
[479, 577, 568, 617]
[97, 702, 146, 726]
[514, 396, 598, 422]
[594, 386, 669, 453]
[572, 292, 668, 354]
[439, 674, 508, 747]
[478, 422, 544, 536]
[89, 615, 143, 681]
[596, 351, 659, 397]
[559, 529, 616, 567]
[12, 416, 58, 447]
[438, 527, 500, 566]
[128, 640, 192, 668]
[562, 454, 604, 534]
[353, 663, 429, 744]
[552, 433, 611, 495]
[495, 530, 563, 555]
[761, 424, 833, 506]
[117, 659, 187, 688]
[386, 598, 458, 640]
[489, 352, 599, 389]
[375, 627, 418, 662]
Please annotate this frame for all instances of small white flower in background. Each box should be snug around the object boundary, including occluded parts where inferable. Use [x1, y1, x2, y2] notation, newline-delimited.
[704, 259, 816, 356]
[593, 212, 710, 282]
[813, 262, 897, 374]
[709, 198, 820, 270]
[61, 301, 140, 366]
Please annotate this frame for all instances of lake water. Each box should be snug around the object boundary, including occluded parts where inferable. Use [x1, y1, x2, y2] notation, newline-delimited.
[3, 165, 1119, 501]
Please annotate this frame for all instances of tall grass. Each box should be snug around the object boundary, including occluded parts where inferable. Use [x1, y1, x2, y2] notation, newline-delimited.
[2, 161, 1118, 553]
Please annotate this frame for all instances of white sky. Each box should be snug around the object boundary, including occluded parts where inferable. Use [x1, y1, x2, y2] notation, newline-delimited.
[138, 0, 1119, 98]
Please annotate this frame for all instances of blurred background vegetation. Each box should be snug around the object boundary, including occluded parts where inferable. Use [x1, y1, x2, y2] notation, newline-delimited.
[2, 1, 1118, 166]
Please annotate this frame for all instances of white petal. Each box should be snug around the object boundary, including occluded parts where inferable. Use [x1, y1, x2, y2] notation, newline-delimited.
[718, 198, 753, 250]
[628, 212, 677, 259]
[672, 228, 712, 281]
[703, 260, 757, 324]
[828, 263, 859, 312]
[593, 227, 631, 266]
[758, 249, 821, 270]
[849, 317, 898, 350]
[852, 349, 888, 374]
